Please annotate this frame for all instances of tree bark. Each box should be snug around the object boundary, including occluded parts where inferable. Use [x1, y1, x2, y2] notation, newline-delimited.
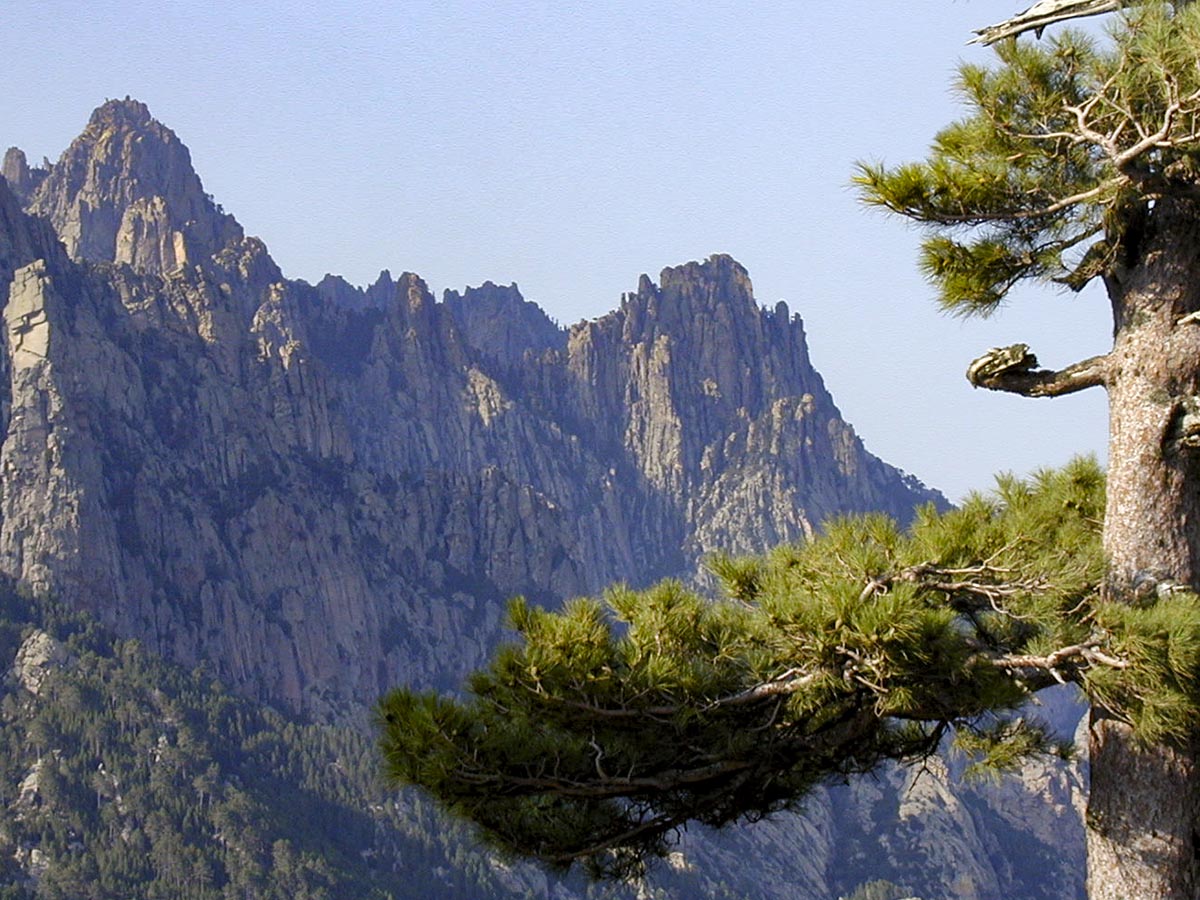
[1088, 196, 1200, 899]
[1087, 720, 1200, 899]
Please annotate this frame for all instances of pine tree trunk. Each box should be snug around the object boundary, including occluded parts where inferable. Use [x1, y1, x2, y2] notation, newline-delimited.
[1086, 720, 1200, 899]
[1089, 198, 1200, 898]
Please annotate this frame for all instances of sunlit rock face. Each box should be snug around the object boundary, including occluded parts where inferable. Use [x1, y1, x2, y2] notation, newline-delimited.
[25, 98, 244, 276]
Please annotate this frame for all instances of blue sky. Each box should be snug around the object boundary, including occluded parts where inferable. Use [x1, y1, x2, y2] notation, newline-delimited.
[2, 1, 1113, 501]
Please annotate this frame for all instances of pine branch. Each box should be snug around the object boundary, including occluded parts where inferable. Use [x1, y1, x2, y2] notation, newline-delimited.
[994, 640, 1129, 675]
[1109, 77, 1200, 178]
[1012, 69, 1200, 189]
[549, 668, 820, 720]
[451, 705, 886, 803]
[456, 756, 757, 797]
[859, 559, 1054, 617]
[970, 0, 1125, 46]
[857, 163, 1111, 226]
[966, 344, 1110, 396]
[541, 809, 688, 868]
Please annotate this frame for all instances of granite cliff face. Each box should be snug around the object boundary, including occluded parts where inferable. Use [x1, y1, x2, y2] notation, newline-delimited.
[25, 99, 243, 275]
[0, 99, 942, 718]
[0, 100, 1085, 899]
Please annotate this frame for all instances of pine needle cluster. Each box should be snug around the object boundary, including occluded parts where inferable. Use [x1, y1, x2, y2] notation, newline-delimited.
[856, 2, 1200, 313]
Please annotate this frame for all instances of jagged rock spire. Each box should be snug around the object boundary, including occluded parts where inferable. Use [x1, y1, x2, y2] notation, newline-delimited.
[26, 98, 244, 275]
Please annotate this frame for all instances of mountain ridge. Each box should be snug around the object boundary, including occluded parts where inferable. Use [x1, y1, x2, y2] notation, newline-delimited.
[0, 98, 944, 718]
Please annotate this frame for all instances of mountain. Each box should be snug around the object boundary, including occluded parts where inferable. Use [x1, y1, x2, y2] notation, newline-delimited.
[7, 591, 1081, 900]
[0, 98, 942, 719]
[0, 99, 1085, 899]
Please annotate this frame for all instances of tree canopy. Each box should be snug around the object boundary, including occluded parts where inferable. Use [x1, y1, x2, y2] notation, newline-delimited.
[858, 2, 1200, 315]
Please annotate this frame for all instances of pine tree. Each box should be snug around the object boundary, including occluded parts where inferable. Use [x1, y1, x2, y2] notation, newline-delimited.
[379, 460, 1192, 883]
[856, 4, 1200, 896]
[378, 5, 1200, 897]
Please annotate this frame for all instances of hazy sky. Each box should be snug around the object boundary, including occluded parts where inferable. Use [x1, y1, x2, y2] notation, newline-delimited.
[2, 1, 1114, 501]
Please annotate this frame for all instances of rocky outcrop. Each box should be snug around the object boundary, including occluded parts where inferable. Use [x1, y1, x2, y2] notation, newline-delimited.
[9, 630, 68, 695]
[1, 148, 48, 205]
[0, 172, 62, 289]
[25, 98, 243, 276]
[444, 280, 566, 371]
[566, 255, 933, 557]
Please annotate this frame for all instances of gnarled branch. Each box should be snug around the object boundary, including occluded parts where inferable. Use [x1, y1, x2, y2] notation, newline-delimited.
[966, 344, 1110, 396]
[971, 0, 1125, 46]
[993, 641, 1128, 690]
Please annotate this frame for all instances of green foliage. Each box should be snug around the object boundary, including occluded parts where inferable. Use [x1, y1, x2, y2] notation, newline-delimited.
[1087, 593, 1200, 745]
[379, 460, 1117, 878]
[0, 590, 593, 900]
[856, 2, 1200, 313]
[954, 717, 1073, 779]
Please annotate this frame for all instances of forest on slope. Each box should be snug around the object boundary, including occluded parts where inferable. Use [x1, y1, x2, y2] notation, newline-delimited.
[0, 586, 949, 899]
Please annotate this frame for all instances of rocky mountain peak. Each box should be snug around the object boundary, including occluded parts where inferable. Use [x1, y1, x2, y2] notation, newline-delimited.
[659, 252, 752, 296]
[616, 254, 765, 348]
[26, 98, 244, 276]
[0, 101, 945, 712]
[2, 148, 30, 190]
[444, 280, 566, 368]
[86, 96, 156, 131]
[314, 273, 362, 307]
[366, 269, 396, 305]
[603, 254, 818, 422]
[563, 253, 942, 553]
[312, 269, 399, 311]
